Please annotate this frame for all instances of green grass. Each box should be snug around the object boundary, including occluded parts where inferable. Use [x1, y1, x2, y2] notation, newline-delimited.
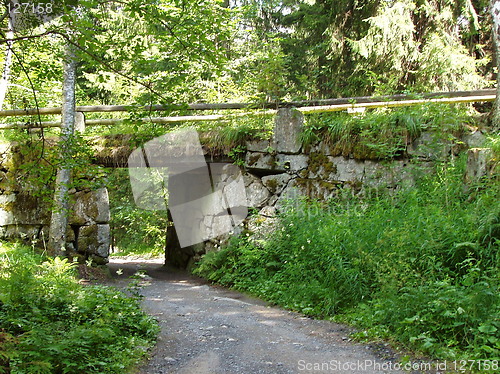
[82, 110, 273, 154]
[194, 156, 499, 361]
[0, 242, 159, 373]
[110, 243, 164, 258]
[300, 103, 476, 159]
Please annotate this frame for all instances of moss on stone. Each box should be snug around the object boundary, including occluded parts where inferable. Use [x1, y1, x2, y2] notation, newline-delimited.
[319, 180, 337, 191]
[0, 201, 14, 212]
[299, 169, 308, 178]
[248, 153, 261, 166]
[266, 155, 277, 168]
[352, 144, 378, 160]
[322, 160, 337, 176]
[305, 151, 336, 179]
[307, 152, 325, 174]
[265, 178, 278, 193]
[346, 179, 363, 191]
[294, 178, 316, 197]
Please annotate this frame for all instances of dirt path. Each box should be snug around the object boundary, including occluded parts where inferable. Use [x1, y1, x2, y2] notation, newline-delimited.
[107, 257, 412, 374]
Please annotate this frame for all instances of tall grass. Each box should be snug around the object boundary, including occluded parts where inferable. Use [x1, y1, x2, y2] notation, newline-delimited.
[300, 103, 474, 159]
[194, 157, 499, 360]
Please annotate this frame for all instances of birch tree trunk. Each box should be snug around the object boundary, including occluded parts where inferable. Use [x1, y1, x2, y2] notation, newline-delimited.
[0, 12, 14, 110]
[491, 0, 500, 130]
[48, 45, 77, 256]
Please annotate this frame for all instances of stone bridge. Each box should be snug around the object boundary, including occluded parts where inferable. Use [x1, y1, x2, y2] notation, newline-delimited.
[0, 108, 494, 267]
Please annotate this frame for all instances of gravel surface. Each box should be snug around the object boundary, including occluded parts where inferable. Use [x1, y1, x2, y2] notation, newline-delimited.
[106, 257, 418, 374]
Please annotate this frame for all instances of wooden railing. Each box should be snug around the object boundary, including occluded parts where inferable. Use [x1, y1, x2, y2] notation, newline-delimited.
[0, 89, 495, 130]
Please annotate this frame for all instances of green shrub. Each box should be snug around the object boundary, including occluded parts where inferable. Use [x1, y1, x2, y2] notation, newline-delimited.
[194, 157, 499, 359]
[349, 276, 499, 359]
[0, 242, 159, 373]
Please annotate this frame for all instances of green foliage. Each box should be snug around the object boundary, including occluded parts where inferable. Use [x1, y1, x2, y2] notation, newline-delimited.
[108, 168, 167, 258]
[228, 145, 247, 166]
[194, 157, 500, 359]
[2, 131, 107, 207]
[486, 133, 500, 162]
[0, 0, 493, 115]
[0, 242, 159, 373]
[224, 0, 491, 99]
[300, 103, 474, 159]
[2, 0, 233, 110]
[348, 0, 487, 93]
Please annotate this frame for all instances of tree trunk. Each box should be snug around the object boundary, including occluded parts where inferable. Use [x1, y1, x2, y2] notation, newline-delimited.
[48, 44, 77, 256]
[491, 0, 500, 130]
[0, 12, 14, 110]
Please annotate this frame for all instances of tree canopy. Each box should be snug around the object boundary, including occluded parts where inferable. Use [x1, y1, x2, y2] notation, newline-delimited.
[0, 0, 494, 110]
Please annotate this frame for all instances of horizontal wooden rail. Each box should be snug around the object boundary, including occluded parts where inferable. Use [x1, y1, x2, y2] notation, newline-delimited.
[297, 94, 496, 114]
[0, 92, 495, 129]
[0, 110, 277, 129]
[0, 89, 495, 118]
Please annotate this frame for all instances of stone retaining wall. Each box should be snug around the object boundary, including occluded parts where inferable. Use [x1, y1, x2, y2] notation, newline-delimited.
[0, 109, 494, 268]
[0, 143, 110, 264]
[186, 109, 494, 268]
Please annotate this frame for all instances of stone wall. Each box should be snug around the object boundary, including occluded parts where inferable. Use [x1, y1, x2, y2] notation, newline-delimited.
[0, 143, 111, 264]
[0, 109, 493, 268]
[189, 108, 493, 267]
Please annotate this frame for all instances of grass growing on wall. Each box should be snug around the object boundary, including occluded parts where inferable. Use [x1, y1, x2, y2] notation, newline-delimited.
[0, 242, 159, 373]
[194, 156, 499, 360]
[299, 103, 477, 159]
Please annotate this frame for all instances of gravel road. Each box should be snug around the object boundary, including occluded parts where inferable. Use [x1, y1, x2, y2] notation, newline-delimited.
[107, 257, 415, 374]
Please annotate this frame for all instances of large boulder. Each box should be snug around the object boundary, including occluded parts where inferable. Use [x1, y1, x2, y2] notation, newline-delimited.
[78, 224, 110, 260]
[244, 173, 271, 209]
[262, 173, 292, 194]
[71, 188, 110, 225]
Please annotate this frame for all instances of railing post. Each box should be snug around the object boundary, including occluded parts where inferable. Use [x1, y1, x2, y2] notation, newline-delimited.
[75, 111, 85, 133]
[273, 108, 304, 154]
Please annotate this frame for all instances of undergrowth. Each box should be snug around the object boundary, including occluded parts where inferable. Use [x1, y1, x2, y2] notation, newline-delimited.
[197, 114, 273, 153]
[194, 156, 499, 361]
[300, 103, 475, 159]
[0, 242, 159, 373]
